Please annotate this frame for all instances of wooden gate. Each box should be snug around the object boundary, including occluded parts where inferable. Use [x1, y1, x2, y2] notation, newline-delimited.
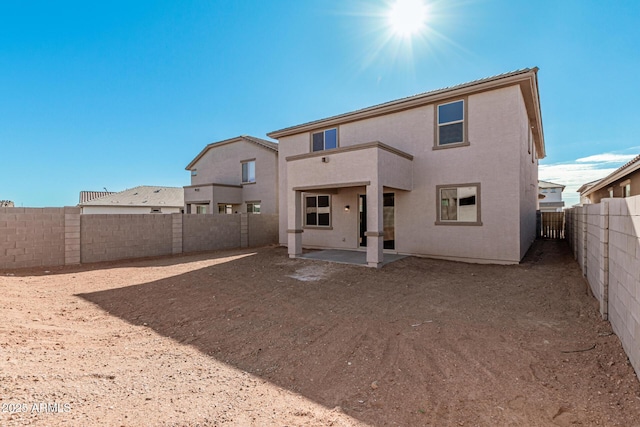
[539, 211, 565, 239]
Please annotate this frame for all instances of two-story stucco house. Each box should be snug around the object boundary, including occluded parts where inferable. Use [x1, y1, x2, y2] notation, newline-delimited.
[184, 135, 278, 215]
[268, 68, 545, 267]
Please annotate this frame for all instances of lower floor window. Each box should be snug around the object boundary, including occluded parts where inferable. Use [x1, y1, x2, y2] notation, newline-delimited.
[247, 202, 261, 214]
[218, 204, 233, 214]
[437, 183, 481, 224]
[305, 194, 331, 227]
[196, 205, 207, 214]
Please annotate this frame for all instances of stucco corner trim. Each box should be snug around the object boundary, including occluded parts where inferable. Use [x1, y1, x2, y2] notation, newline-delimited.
[432, 141, 471, 151]
[434, 221, 483, 226]
[293, 182, 370, 192]
[287, 229, 304, 234]
[285, 141, 413, 162]
[364, 231, 385, 237]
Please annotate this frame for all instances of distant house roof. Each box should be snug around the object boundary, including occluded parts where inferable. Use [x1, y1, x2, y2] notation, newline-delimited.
[576, 179, 602, 195]
[578, 154, 640, 196]
[539, 201, 565, 208]
[78, 186, 184, 208]
[538, 180, 565, 190]
[79, 191, 116, 204]
[185, 135, 278, 171]
[268, 67, 545, 159]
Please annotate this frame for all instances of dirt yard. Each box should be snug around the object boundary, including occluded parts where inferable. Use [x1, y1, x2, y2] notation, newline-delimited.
[1, 240, 639, 426]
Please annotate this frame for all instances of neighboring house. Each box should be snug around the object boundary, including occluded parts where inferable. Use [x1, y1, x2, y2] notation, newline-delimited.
[79, 186, 184, 214]
[538, 180, 565, 212]
[576, 180, 600, 206]
[578, 154, 640, 204]
[268, 68, 545, 267]
[184, 135, 278, 215]
[0, 200, 14, 207]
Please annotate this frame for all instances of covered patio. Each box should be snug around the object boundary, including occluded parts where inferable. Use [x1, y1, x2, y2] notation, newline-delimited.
[285, 141, 413, 268]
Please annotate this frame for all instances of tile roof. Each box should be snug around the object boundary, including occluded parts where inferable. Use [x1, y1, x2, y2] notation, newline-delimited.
[78, 186, 184, 207]
[538, 180, 565, 190]
[79, 191, 116, 204]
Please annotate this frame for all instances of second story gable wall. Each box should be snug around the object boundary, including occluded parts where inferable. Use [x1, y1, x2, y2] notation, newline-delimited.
[191, 140, 276, 187]
[540, 188, 563, 203]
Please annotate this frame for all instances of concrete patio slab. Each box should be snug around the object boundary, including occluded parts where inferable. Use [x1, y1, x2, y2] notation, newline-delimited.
[299, 249, 407, 266]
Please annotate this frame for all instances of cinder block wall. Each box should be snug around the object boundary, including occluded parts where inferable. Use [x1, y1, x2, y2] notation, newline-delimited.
[585, 204, 603, 301]
[607, 197, 640, 378]
[1, 210, 279, 270]
[182, 214, 241, 253]
[81, 214, 174, 263]
[565, 195, 640, 381]
[248, 214, 278, 247]
[0, 207, 79, 269]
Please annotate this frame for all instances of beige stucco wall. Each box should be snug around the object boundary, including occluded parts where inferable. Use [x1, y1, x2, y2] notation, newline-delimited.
[189, 140, 278, 214]
[278, 85, 538, 264]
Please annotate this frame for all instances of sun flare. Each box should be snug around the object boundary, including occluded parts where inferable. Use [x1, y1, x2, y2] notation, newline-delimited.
[387, 0, 428, 37]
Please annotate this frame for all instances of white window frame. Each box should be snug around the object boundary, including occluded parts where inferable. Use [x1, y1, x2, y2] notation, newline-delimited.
[304, 194, 332, 228]
[436, 183, 482, 225]
[311, 128, 338, 152]
[242, 160, 256, 184]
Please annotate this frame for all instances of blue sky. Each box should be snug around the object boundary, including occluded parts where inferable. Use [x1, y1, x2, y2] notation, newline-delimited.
[1, 0, 639, 208]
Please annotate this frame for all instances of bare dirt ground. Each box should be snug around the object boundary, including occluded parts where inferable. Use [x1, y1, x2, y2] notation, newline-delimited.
[1, 240, 639, 426]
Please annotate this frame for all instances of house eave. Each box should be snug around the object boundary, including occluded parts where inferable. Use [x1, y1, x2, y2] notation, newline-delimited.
[185, 135, 278, 171]
[580, 156, 640, 196]
[268, 68, 545, 159]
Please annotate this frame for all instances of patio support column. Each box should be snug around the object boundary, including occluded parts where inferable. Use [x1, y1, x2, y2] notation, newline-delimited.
[287, 189, 303, 258]
[365, 181, 384, 268]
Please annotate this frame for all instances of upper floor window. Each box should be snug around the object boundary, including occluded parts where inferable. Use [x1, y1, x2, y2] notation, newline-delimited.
[312, 128, 338, 152]
[242, 160, 255, 184]
[436, 183, 481, 225]
[191, 169, 197, 176]
[437, 100, 465, 146]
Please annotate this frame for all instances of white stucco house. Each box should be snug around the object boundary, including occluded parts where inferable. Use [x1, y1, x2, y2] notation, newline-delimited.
[79, 186, 184, 214]
[184, 135, 279, 215]
[538, 180, 565, 212]
[268, 68, 545, 267]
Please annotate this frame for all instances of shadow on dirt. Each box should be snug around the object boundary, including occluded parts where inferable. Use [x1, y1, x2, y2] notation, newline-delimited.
[76, 240, 633, 426]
